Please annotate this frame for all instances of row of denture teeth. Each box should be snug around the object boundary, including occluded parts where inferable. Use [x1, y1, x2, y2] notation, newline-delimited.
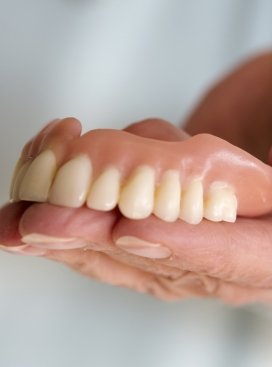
[10, 150, 238, 224]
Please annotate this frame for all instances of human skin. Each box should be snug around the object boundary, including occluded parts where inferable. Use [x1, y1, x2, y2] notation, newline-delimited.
[1, 52, 272, 305]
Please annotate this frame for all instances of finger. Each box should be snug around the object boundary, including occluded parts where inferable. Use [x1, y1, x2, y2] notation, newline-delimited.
[0, 201, 183, 299]
[19, 203, 118, 249]
[11, 202, 194, 299]
[124, 118, 190, 141]
[112, 214, 272, 289]
[45, 248, 184, 301]
[184, 51, 272, 161]
[20, 204, 235, 301]
[0, 202, 31, 246]
[17, 203, 184, 280]
[8, 202, 266, 304]
[0, 202, 47, 255]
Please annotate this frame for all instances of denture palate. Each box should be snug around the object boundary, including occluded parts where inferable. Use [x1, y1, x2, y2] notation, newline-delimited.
[9, 129, 272, 224]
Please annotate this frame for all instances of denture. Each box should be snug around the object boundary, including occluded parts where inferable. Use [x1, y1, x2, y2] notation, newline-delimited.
[9, 118, 272, 224]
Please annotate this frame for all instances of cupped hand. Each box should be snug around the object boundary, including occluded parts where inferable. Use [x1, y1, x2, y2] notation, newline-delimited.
[1, 52, 272, 305]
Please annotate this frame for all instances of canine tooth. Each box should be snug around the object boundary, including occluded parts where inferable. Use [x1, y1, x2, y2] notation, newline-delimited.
[180, 179, 204, 224]
[49, 155, 92, 208]
[118, 165, 155, 219]
[153, 170, 181, 222]
[10, 161, 31, 201]
[204, 187, 237, 222]
[9, 158, 23, 199]
[87, 166, 120, 211]
[19, 150, 57, 202]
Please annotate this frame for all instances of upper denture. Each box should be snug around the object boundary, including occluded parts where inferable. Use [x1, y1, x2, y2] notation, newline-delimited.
[70, 129, 272, 218]
[10, 126, 272, 223]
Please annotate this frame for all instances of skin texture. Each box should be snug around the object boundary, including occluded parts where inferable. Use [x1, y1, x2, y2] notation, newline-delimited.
[1, 52, 272, 305]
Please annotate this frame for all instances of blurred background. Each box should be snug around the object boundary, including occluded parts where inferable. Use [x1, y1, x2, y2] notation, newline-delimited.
[1, 0, 272, 366]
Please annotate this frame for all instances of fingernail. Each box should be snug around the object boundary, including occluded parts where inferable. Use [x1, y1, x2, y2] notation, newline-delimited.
[0, 244, 46, 256]
[115, 236, 172, 259]
[21, 233, 88, 250]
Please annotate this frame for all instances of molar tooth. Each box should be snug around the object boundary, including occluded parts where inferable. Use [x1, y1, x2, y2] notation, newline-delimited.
[118, 165, 155, 219]
[180, 179, 204, 224]
[18, 150, 57, 202]
[204, 187, 237, 223]
[10, 161, 31, 201]
[87, 166, 120, 211]
[153, 170, 181, 222]
[49, 155, 92, 208]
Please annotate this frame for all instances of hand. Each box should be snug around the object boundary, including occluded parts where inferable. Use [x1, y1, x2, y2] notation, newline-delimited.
[184, 51, 272, 162]
[1, 52, 272, 305]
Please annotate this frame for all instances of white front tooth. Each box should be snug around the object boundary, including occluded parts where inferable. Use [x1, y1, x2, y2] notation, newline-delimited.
[180, 179, 204, 224]
[19, 150, 57, 202]
[87, 166, 120, 211]
[49, 155, 92, 208]
[118, 165, 155, 219]
[153, 170, 181, 222]
[204, 187, 237, 223]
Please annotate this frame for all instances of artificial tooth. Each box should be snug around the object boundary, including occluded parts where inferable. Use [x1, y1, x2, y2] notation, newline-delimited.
[9, 158, 23, 199]
[118, 165, 155, 219]
[87, 166, 120, 211]
[153, 170, 181, 222]
[204, 187, 237, 223]
[49, 155, 92, 208]
[10, 161, 31, 201]
[18, 150, 57, 202]
[180, 179, 204, 224]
